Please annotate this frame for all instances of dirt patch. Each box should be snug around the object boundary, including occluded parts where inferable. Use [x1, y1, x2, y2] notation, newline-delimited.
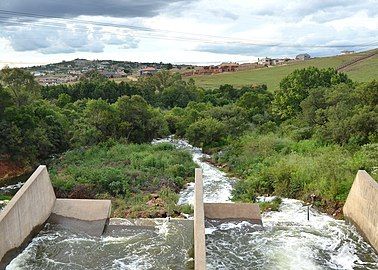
[0, 160, 30, 183]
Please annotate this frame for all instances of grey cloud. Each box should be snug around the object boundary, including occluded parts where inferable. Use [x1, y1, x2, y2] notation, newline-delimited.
[252, 0, 376, 22]
[0, 0, 190, 19]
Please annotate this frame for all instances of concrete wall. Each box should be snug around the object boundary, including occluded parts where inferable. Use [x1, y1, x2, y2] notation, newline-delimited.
[194, 168, 206, 270]
[0, 165, 56, 263]
[204, 203, 262, 224]
[48, 198, 111, 236]
[343, 170, 378, 252]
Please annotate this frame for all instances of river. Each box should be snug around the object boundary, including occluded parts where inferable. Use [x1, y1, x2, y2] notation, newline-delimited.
[4, 137, 378, 269]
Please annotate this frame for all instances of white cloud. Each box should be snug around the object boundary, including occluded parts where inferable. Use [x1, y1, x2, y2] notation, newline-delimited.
[0, 0, 377, 66]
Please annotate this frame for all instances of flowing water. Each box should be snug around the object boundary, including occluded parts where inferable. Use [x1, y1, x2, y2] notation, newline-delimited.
[5, 137, 378, 269]
[6, 219, 194, 270]
[0, 174, 30, 211]
[156, 137, 378, 270]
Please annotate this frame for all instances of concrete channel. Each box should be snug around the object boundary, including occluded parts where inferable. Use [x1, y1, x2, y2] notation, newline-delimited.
[1, 165, 375, 269]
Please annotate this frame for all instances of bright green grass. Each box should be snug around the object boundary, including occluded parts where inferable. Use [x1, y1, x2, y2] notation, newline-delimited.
[190, 50, 378, 90]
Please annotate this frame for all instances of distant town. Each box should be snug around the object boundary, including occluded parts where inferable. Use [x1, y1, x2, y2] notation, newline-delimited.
[22, 50, 356, 86]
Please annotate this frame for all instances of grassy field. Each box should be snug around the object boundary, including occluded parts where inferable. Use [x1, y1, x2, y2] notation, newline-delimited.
[190, 50, 378, 90]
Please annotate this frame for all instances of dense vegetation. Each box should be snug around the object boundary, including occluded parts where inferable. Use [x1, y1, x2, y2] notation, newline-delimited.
[51, 141, 196, 217]
[0, 64, 377, 217]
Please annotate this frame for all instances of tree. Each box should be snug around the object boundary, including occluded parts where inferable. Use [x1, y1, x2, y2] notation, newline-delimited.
[186, 118, 226, 148]
[115, 95, 168, 143]
[160, 80, 200, 108]
[0, 67, 40, 106]
[206, 104, 249, 136]
[272, 67, 351, 119]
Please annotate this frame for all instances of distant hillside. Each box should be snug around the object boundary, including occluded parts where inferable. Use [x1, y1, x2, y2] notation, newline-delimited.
[190, 49, 378, 90]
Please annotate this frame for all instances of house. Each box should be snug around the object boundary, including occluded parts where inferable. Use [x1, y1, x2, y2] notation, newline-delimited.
[272, 58, 291, 65]
[219, 62, 239, 72]
[139, 67, 158, 76]
[258, 57, 273, 66]
[295, 53, 311, 60]
[238, 62, 259, 71]
[341, 50, 355, 55]
[100, 70, 116, 78]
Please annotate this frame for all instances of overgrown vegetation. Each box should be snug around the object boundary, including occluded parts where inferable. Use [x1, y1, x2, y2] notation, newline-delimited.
[0, 64, 376, 217]
[50, 141, 196, 217]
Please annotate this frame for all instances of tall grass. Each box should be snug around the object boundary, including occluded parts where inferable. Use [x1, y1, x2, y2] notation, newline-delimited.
[217, 133, 377, 209]
[50, 140, 196, 217]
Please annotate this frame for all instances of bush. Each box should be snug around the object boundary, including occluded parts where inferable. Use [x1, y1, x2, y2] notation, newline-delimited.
[224, 133, 377, 207]
[186, 118, 227, 149]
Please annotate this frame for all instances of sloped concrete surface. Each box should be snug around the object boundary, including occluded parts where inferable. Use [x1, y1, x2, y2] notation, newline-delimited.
[48, 199, 111, 236]
[0, 166, 56, 264]
[343, 170, 378, 253]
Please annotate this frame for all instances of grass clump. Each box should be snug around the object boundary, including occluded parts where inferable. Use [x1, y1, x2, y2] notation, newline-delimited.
[0, 194, 12, 201]
[259, 197, 282, 212]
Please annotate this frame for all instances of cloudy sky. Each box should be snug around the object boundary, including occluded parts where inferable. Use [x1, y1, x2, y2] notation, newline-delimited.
[0, 0, 377, 67]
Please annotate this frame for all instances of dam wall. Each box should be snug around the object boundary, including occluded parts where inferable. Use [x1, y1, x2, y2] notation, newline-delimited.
[193, 168, 262, 269]
[0, 165, 112, 267]
[0, 166, 55, 264]
[194, 168, 206, 270]
[343, 170, 378, 252]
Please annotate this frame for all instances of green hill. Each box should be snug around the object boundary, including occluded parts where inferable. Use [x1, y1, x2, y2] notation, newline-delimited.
[190, 49, 378, 90]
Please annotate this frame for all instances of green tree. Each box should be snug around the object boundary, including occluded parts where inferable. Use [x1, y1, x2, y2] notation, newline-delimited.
[272, 67, 351, 119]
[186, 118, 226, 148]
[0, 67, 40, 106]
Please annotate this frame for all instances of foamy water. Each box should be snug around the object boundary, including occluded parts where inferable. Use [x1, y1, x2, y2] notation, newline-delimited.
[6, 220, 194, 270]
[5, 137, 378, 269]
[153, 136, 234, 205]
[155, 137, 378, 270]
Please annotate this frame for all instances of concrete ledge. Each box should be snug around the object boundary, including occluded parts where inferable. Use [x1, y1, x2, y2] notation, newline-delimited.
[48, 199, 111, 236]
[0, 165, 56, 264]
[343, 170, 378, 253]
[204, 203, 262, 224]
[194, 168, 206, 270]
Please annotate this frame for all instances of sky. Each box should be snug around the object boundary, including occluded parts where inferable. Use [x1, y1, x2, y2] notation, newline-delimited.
[0, 0, 377, 67]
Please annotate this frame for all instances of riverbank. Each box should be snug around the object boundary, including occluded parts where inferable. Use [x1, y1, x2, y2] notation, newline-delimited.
[206, 133, 378, 220]
[0, 160, 31, 184]
[205, 156, 345, 218]
[49, 141, 196, 218]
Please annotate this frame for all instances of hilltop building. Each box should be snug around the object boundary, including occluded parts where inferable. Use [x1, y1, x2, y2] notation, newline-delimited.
[341, 50, 355, 55]
[258, 57, 273, 66]
[219, 62, 239, 72]
[295, 53, 311, 60]
[139, 67, 158, 76]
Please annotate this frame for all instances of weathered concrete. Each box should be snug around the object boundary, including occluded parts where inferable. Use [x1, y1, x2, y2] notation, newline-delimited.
[0, 165, 56, 264]
[194, 168, 206, 270]
[48, 199, 111, 236]
[0, 165, 113, 267]
[343, 170, 378, 253]
[204, 203, 262, 224]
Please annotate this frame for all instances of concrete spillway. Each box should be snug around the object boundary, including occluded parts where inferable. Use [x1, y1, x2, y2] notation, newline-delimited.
[0, 166, 111, 268]
[1, 138, 378, 269]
